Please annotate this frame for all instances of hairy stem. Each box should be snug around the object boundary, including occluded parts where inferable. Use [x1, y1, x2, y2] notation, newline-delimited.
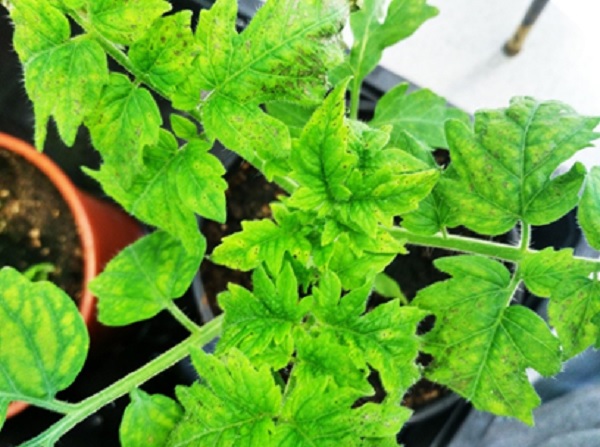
[19, 315, 223, 447]
[389, 226, 600, 269]
[349, 77, 362, 120]
[69, 10, 203, 124]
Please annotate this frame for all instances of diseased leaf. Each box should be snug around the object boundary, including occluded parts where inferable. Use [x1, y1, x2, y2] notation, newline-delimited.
[442, 98, 599, 235]
[293, 330, 372, 395]
[341, 0, 437, 83]
[168, 349, 280, 447]
[0, 267, 88, 406]
[86, 73, 162, 171]
[265, 102, 316, 139]
[288, 85, 439, 239]
[578, 166, 600, 250]
[217, 265, 310, 369]
[129, 12, 200, 104]
[549, 275, 600, 359]
[89, 231, 204, 326]
[521, 248, 593, 298]
[88, 0, 172, 45]
[198, 0, 348, 176]
[371, 83, 469, 149]
[275, 374, 409, 446]
[413, 256, 561, 424]
[89, 131, 226, 246]
[12, 1, 108, 148]
[312, 271, 427, 399]
[211, 204, 311, 274]
[328, 234, 396, 289]
[120, 390, 183, 447]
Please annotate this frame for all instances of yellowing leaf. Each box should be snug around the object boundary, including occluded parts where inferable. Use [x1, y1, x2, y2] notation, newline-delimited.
[0, 268, 88, 405]
[549, 276, 600, 359]
[89, 231, 204, 326]
[442, 98, 599, 235]
[88, 0, 172, 45]
[217, 265, 310, 369]
[413, 256, 561, 424]
[129, 11, 200, 104]
[197, 0, 349, 176]
[168, 349, 280, 447]
[312, 271, 427, 399]
[120, 390, 183, 447]
[12, 1, 108, 147]
[87, 73, 162, 170]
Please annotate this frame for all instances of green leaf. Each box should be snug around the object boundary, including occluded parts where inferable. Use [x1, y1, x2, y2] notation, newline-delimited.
[265, 102, 316, 139]
[88, 0, 172, 45]
[12, 1, 108, 148]
[578, 166, 600, 250]
[89, 231, 204, 326]
[288, 81, 355, 209]
[211, 207, 312, 274]
[288, 86, 439, 238]
[442, 98, 599, 235]
[0, 267, 88, 405]
[521, 248, 593, 298]
[170, 114, 199, 141]
[198, 0, 348, 176]
[373, 272, 407, 302]
[413, 256, 561, 424]
[328, 234, 396, 289]
[371, 84, 469, 149]
[87, 73, 162, 170]
[0, 398, 7, 430]
[293, 330, 372, 395]
[275, 374, 408, 446]
[129, 12, 199, 102]
[342, 0, 437, 83]
[120, 389, 183, 447]
[312, 271, 427, 399]
[89, 131, 226, 246]
[549, 276, 600, 359]
[168, 349, 281, 447]
[217, 264, 310, 369]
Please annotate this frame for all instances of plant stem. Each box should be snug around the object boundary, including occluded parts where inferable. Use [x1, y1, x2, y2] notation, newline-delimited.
[350, 78, 362, 120]
[165, 300, 204, 335]
[18, 315, 223, 447]
[519, 222, 531, 252]
[389, 227, 525, 263]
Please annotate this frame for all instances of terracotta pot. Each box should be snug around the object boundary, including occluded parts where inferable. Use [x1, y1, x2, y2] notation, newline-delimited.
[0, 132, 143, 419]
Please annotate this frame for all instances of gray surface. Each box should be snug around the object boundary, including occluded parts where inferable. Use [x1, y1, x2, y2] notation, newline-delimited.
[449, 371, 600, 447]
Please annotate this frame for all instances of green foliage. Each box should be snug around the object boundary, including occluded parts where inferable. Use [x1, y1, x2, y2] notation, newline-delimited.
[413, 256, 562, 424]
[0, 268, 88, 416]
[89, 231, 204, 326]
[579, 166, 600, 250]
[120, 390, 183, 447]
[3, 0, 600, 445]
[371, 83, 470, 148]
[441, 97, 599, 235]
[339, 0, 438, 85]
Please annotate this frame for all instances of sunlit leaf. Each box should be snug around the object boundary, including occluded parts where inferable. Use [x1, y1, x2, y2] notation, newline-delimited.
[90, 231, 204, 326]
[442, 98, 599, 235]
[120, 389, 183, 447]
[0, 268, 88, 406]
[413, 256, 561, 424]
[578, 166, 600, 250]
